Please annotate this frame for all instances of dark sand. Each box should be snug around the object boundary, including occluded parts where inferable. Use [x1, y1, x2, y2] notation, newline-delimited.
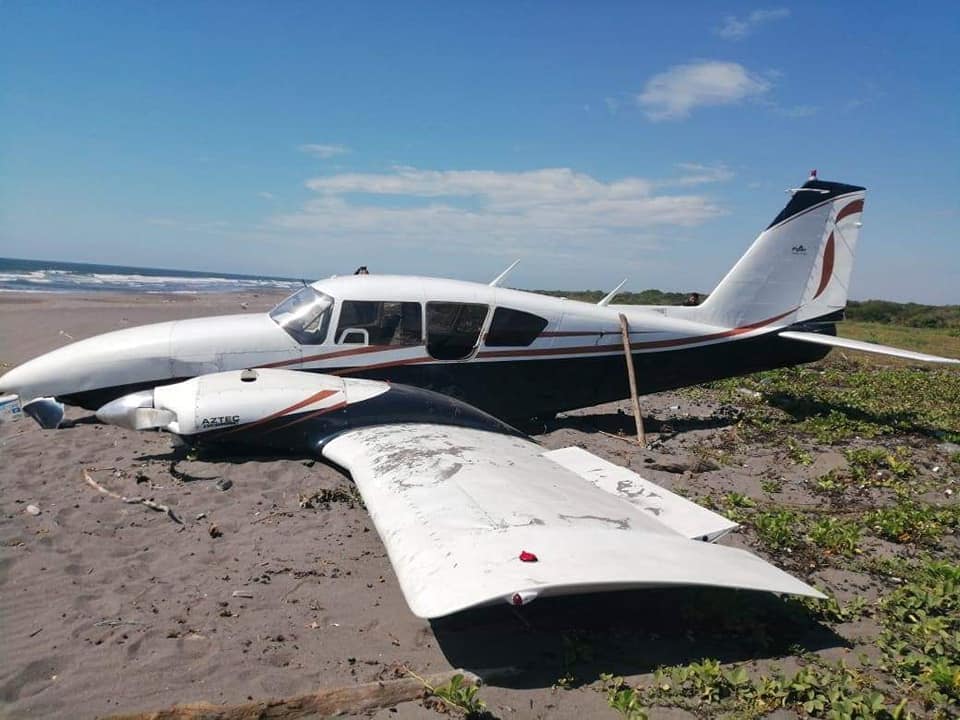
[0, 292, 944, 719]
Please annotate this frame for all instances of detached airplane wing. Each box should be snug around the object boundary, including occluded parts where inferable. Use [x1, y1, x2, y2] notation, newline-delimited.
[322, 424, 821, 618]
[97, 368, 824, 620]
[779, 331, 960, 365]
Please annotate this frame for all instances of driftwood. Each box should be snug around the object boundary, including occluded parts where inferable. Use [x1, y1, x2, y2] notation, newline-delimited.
[618, 313, 646, 446]
[105, 669, 481, 720]
[83, 469, 183, 524]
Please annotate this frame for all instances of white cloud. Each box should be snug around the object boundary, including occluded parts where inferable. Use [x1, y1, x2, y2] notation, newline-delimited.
[270, 166, 731, 258]
[258, 191, 276, 200]
[637, 61, 771, 121]
[298, 143, 351, 159]
[716, 8, 790, 40]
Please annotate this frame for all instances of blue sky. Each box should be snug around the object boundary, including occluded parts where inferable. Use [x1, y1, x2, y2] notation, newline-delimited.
[1, 2, 957, 302]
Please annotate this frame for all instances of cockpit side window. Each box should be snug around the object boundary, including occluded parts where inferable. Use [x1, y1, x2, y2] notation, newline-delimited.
[269, 287, 335, 345]
[485, 307, 549, 347]
[335, 301, 423, 346]
[426, 302, 489, 360]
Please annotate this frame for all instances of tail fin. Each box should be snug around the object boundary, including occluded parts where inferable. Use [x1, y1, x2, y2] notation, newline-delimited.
[696, 175, 866, 328]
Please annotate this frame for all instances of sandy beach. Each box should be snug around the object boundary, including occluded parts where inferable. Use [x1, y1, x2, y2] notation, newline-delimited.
[1, 292, 955, 719]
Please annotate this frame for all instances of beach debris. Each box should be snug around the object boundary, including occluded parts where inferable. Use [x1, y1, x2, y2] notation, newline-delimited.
[736, 387, 762, 400]
[103, 668, 481, 720]
[195, 512, 207, 520]
[299, 486, 359, 509]
[231, 590, 254, 599]
[208, 523, 223, 538]
[26, 504, 41, 516]
[215, 478, 233, 492]
[83, 470, 183, 524]
[58, 330, 74, 341]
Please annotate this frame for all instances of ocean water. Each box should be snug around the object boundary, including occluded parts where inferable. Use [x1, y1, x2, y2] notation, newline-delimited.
[0, 257, 301, 294]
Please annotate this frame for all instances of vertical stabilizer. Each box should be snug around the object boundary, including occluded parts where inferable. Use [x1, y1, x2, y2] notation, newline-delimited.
[696, 176, 866, 328]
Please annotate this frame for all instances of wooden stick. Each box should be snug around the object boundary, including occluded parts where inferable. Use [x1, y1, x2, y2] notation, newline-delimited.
[618, 313, 646, 446]
[83, 470, 183, 524]
[105, 669, 481, 720]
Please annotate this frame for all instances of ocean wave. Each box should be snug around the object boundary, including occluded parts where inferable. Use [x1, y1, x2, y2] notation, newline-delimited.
[0, 263, 301, 294]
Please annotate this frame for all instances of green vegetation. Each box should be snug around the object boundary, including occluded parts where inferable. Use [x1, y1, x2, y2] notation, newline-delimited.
[532, 288, 694, 305]
[865, 502, 958, 545]
[845, 300, 960, 329]
[707, 360, 960, 444]
[601, 659, 913, 719]
[840, 321, 960, 362]
[807, 516, 861, 556]
[877, 560, 960, 713]
[590, 551, 960, 718]
[413, 672, 490, 719]
[752, 510, 802, 552]
[786, 436, 814, 465]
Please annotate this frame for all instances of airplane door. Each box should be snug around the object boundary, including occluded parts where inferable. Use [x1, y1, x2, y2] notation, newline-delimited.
[425, 302, 489, 361]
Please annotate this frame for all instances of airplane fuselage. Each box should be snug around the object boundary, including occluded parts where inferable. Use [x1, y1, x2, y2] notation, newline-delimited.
[7, 177, 887, 425]
[6, 274, 831, 422]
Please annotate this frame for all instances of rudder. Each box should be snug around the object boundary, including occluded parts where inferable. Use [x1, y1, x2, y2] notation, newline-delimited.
[696, 173, 866, 328]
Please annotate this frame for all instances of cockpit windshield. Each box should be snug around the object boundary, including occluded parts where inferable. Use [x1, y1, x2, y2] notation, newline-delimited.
[269, 286, 335, 345]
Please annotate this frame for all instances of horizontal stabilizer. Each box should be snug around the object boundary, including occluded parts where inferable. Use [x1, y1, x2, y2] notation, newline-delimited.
[543, 447, 737, 541]
[779, 331, 960, 365]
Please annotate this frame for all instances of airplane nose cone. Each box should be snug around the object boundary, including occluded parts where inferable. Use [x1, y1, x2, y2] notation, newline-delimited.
[0, 363, 28, 396]
[96, 389, 176, 431]
[96, 390, 155, 428]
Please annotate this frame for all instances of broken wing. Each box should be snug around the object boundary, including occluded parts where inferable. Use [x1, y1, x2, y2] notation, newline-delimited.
[321, 423, 824, 619]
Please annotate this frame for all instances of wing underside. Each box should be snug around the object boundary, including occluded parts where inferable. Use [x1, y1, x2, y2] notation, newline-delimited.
[321, 423, 824, 619]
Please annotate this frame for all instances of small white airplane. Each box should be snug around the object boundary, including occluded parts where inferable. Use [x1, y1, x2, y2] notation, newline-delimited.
[2, 173, 956, 619]
[2, 173, 955, 429]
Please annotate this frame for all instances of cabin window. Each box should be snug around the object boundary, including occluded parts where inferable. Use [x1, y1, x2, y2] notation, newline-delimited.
[335, 301, 422, 346]
[426, 302, 489, 360]
[269, 286, 335, 345]
[485, 307, 548, 347]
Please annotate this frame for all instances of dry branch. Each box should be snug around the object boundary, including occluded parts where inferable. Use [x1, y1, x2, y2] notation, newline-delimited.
[83, 469, 183, 524]
[105, 669, 481, 720]
[618, 313, 646, 446]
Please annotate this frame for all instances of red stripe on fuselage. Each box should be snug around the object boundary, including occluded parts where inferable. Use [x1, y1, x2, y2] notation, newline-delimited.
[332, 355, 436, 376]
[260, 344, 396, 369]
[260, 308, 798, 374]
[475, 308, 798, 360]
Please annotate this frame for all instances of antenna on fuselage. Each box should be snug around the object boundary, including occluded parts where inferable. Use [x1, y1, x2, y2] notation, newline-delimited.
[597, 279, 627, 307]
[488, 259, 520, 287]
